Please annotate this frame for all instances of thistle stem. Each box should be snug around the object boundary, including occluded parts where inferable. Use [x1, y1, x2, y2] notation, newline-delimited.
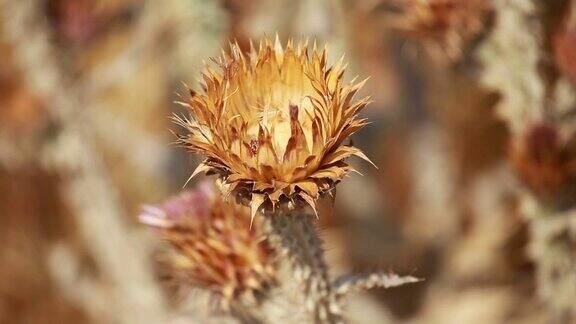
[265, 208, 344, 324]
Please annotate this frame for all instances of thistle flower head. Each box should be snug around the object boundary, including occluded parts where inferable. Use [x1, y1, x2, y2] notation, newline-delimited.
[175, 38, 373, 219]
[387, 0, 493, 62]
[139, 182, 275, 306]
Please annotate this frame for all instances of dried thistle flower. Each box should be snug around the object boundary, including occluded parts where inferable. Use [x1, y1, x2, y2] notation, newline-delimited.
[510, 123, 576, 210]
[386, 0, 493, 62]
[174, 37, 373, 220]
[139, 182, 275, 307]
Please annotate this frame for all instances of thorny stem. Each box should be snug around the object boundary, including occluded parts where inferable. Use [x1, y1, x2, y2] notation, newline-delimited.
[265, 208, 344, 324]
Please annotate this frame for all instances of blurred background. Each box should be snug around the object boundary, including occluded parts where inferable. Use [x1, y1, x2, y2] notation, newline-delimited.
[1, 0, 574, 323]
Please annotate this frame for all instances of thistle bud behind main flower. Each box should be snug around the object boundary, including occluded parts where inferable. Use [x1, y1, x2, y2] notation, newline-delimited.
[139, 182, 275, 307]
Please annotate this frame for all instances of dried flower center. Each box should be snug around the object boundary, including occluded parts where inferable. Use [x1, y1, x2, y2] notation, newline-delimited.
[226, 58, 316, 161]
[209, 48, 324, 183]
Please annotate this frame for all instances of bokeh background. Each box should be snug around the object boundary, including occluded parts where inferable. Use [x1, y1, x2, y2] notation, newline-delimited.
[1, 0, 574, 323]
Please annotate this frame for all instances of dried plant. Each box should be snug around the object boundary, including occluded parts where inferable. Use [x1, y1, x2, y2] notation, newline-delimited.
[386, 0, 493, 63]
[174, 37, 373, 221]
[139, 182, 276, 309]
[172, 37, 418, 323]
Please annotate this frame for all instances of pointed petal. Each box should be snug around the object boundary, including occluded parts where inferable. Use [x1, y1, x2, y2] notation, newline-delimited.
[250, 193, 266, 227]
[322, 146, 377, 168]
[253, 182, 275, 191]
[310, 165, 349, 180]
[183, 162, 212, 188]
[352, 148, 378, 169]
[321, 146, 358, 166]
[299, 192, 318, 219]
[269, 189, 283, 208]
[296, 180, 319, 199]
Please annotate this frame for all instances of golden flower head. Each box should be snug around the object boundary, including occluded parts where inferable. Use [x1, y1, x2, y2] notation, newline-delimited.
[139, 182, 275, 306]
[174, 37, 373, 220]
[386, 0, 493, 62]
